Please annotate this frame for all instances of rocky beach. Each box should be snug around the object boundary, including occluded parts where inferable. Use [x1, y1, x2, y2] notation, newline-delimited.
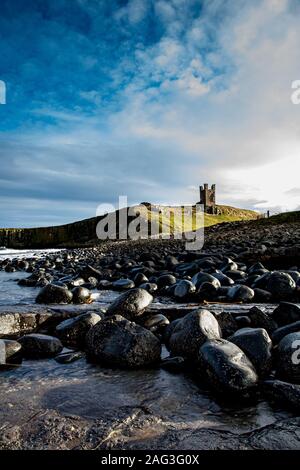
[0, 214, 300, 450]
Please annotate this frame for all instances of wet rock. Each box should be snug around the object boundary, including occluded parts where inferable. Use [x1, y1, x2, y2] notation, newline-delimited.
[157, 274, 177, 289]
[272, 302, 300, 327]
[229, 328, 272, 376]
[272, 321, 300, 344]
[86, 315, 161, 368]
[247, 306, 278, 334]
[54, 351, 84, 364]
[266, 272, 296, 299]
[174, 280, 196, 299]
[71, 286, 91, 304]
[105, 288, 153, 321]
[18, 333, 63, 358]
[134, 273, 149, 286]
[263, 380, 300, 411]
[160, 356, 185, 373]
[227, 285, 255, 302]
[169, 309, 221, 361]
[36, 284, 73, 305]
[143, 314, 169, 333]
[0, 339, 22, 366]
[199, 338, 258, 394]
[192, 272, 221, 290]
[277, 332, 300, 384]
[139, 282, 158, 294]
[56, 312, 102, 348]
[112, 279, 135, 290]
[212, 271, 234, 286]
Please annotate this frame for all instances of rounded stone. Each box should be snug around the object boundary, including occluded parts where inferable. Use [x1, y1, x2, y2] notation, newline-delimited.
[36, 284, 73, 304]
[105, 288, 153, 321]
[56, 312, 102, 348]
[266, 272, 296, 299]
[199, 338, 258, 394]
[229, 327, 272, 376]
[169, 309, 221, 361]
[86, 315, 161, 368]
[18, 334, 63, 358]
[71, 286, 91, 304]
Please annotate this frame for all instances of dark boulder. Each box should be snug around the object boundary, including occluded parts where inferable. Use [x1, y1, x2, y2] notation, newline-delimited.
[229, 327, 272, 376]
[174, 280, 196, 299]
[71, 286, 91, 304]
[56, 312, 102, 348]
[36, 284, 73, 304]
[169, 309, 221, 361]
[277, 332, 300, 384]
[105, 288, 153, 321]
[192, 272, 221, 290]
[272, 321, 300, 344]
[112, 278, 135, 290]
[18, 333, 63, 358]
[227, 285, 255, 302]
[199, 338, 258, 394]
[86, 315, 161, 368]
[266, 272, 296, 299]
[263, 380, 300, 411]
[157, 274, 177, 289]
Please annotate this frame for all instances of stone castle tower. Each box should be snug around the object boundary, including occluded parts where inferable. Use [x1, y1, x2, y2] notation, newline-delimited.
[199, 183, 216, 213]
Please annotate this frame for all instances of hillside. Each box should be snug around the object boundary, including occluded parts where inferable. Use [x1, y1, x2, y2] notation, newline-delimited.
[0, 204, 259, 249]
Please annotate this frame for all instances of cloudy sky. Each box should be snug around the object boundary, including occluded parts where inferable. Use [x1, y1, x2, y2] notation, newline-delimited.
[0, 0, 300, 227]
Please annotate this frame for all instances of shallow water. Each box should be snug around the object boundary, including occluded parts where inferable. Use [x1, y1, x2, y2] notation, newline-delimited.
[0, 352, 291, 435]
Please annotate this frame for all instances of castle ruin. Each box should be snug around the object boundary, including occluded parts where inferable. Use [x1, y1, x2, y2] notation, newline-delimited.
[199, 183, 217, 214]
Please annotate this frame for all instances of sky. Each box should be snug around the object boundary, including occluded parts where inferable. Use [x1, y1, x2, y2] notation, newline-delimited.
[0, 0, 300, 228]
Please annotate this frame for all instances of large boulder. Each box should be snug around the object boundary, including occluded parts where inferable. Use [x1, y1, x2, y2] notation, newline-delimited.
[276, 332, 300, 384]
[71, 286, 91, 304]
[86, 315, 161, 368]
[272, 321, 300, 344]
[229, 328, 272, 376]
[169, 309, 221, 361]
[18, 333, 63, 358]
[36, 284, 73, 304]
[272, 302, 300, 327]
[56, 312, 102, 348]
[266, 272, 296, 299]
[263, 380, 300, 411]
[227, 285, 255, 302]
[105, 288, 153, 321]
[192, 273, 221, 290]
[199, 338, 258, 394]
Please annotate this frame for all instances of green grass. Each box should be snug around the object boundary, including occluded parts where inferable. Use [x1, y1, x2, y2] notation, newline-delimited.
[143, 204, 258, 235]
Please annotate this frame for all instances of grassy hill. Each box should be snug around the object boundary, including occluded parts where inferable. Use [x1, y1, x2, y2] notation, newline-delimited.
[0, 204, 259, 248]
[140, 204, 259, 234]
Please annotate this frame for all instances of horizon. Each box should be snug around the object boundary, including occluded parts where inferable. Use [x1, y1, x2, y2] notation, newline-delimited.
[1, 0, 300, 228]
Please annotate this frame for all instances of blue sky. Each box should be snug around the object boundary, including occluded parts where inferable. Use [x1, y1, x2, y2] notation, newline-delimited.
[0, 0, 300, 227]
